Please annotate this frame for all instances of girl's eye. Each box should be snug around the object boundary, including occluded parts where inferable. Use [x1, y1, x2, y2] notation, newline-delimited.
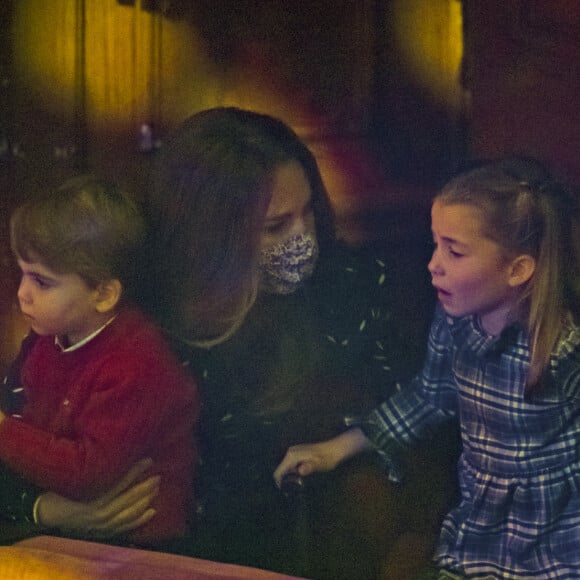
[449, 248, 464, 258]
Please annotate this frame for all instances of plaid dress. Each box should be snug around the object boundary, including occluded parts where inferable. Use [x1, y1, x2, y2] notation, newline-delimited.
[362, 307, 580, 579]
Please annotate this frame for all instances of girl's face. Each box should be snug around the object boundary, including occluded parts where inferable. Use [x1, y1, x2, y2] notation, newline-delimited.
[428, 200, 522, 335]
[16, 259, 105, 346]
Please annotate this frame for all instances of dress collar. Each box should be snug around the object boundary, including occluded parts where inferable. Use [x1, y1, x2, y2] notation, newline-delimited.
[446, 313, 524, 358]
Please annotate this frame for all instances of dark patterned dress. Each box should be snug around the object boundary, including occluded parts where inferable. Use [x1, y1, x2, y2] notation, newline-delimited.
[175, 244, 456, 578]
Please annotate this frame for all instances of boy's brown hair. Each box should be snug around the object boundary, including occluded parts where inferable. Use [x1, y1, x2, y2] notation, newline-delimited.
[10, 174, 146, 302]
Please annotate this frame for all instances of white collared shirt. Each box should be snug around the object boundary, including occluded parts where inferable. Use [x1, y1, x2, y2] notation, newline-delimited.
[55, 315, 118, 353]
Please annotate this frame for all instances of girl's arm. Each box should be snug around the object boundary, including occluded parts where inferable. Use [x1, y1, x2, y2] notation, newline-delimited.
[273, 427, 371, 487]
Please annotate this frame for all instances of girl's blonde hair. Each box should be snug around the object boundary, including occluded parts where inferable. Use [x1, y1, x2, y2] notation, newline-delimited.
[10, 175, 146, 303]
[437, 158, 580, 391]
[145, 107, 335, 347]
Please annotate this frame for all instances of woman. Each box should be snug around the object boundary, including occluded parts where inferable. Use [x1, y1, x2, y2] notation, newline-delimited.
[143, 107, 458, 578]
[2, 108, 458, 579]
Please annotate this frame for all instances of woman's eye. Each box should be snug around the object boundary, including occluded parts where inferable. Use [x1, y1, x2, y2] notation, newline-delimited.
[449, 248, 464, 258]
[33, 276, 51, 289]
[264, 221, 285, 234]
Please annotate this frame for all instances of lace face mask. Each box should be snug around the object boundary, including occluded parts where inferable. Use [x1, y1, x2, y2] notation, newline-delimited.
[259, 232, 319, 295]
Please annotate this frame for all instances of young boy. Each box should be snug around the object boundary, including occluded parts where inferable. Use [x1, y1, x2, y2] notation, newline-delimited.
[0, 175, 200, 547]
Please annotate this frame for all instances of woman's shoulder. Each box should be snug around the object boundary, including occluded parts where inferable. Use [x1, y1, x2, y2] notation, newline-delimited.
[551, 315, 580, 373]
[315, 242, 391, 278]
[555, 315, 580, 355]
[313, 242, 429, 301]
[540, 316, 580, 400]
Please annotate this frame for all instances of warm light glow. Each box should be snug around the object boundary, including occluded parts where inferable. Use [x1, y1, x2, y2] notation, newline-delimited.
[12, 0, 464, 132]
[10, 0, 463, 233]
[12, 0, 216, 128]
[13, 1, 77, 113]
[391, 0, 464, 111]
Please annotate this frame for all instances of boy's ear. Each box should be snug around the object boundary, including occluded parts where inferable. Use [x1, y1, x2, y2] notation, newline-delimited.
[94, 279, 122, 313]
[508, 254, 536, 288]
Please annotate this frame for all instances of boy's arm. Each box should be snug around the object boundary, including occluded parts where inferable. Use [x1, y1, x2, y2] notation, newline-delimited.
[0, 330, 163, 537]
[0, 333, 41, 530]
[0, 348, 196, 501]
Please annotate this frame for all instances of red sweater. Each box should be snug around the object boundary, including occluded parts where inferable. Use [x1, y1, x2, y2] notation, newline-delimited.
[0, 307, 199, 546]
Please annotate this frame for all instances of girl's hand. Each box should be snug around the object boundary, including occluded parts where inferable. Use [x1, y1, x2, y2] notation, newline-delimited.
[273, 428, 371, 487]
[36, 458, 159, 538]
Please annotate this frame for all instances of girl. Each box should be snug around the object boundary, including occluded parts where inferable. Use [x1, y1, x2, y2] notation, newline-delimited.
[275, 158, 580, 579]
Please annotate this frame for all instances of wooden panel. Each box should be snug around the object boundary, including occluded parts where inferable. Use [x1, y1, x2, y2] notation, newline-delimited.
[527, 0, 580, 30]
[463, 0, 580, 182]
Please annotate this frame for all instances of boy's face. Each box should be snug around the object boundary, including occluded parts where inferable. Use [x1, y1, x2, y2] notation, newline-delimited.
[16, 259, 105, 346]
[428, 200, 520, 335]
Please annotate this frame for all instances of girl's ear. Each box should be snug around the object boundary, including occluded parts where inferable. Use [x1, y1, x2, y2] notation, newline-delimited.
[95, 279, 122, 313]
[508, 254, 536, 288]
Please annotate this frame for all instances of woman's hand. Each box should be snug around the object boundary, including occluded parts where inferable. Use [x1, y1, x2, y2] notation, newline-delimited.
[273, 428, 371, 487]
[36, 458, 159, 538]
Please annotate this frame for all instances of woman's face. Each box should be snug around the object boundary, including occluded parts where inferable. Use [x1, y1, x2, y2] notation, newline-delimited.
[260, 160, 316, 250]
[258, 160, 320, 295]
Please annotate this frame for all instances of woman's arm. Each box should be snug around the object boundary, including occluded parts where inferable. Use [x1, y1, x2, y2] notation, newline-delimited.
[36, 458, 159, 538]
